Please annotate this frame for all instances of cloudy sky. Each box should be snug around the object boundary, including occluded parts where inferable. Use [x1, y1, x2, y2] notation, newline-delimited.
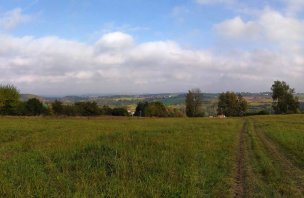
[0, 0, 303, 96]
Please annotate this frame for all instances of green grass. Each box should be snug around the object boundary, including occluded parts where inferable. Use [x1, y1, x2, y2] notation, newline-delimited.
[0, 117, 241, 197]
[1, 115, 304, 197]
[253, 115, 304, 168]
[243, 119, 302, 197]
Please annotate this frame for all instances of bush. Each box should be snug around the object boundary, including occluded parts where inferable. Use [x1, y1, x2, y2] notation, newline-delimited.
[52, 100, 64, 115]
[111, 108, 129, 116]
[75, 102, 100, 116]
[134, 101, 168, 117]
[0, 84, 20, 115]
[24, 98, 46, 116]
[100, 105, 113, 115]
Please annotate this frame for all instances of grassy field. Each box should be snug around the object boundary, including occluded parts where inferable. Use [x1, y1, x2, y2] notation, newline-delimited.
[0, 115, 303, 197]
[244, 115, 304, 197]
[0, 117, 241, 197]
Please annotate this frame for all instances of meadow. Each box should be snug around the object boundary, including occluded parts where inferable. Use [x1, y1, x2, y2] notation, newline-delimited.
[0, 115, 303, 197]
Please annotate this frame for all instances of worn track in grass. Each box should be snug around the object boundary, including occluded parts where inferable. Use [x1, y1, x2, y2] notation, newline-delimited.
[254, 123, 304, 195]
[234, 121, 246, 198]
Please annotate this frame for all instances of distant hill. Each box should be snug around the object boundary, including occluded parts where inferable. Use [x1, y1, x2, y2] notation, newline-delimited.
[20, 94, 45, 102]
[20, 92, 304, 114]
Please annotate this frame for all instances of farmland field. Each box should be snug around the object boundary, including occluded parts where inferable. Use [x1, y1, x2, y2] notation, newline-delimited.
[0, 115, 303, 197]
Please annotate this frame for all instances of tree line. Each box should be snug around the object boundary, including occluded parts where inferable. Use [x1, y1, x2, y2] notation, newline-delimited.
[185, 80, 300, 117]
[0, 80, 301, 117]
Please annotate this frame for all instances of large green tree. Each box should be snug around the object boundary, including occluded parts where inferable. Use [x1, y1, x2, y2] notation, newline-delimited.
[217, 92, 248, 117]
[52, 100, 64, 115]
[25, 98, 46, 116]
[271, 81, 299, 114]
[185, 89, 203, 117]
[0, 85, 20, 115]
[144, 102, 168, 117]
[134, 101, 168, 117]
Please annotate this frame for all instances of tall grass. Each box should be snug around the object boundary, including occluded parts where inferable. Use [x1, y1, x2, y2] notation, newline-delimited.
[0, 117, 241, 197]
[253, 115, 304, 167]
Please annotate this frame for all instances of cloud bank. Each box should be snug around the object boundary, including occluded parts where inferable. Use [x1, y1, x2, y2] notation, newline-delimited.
[1, 30, 303, 95]
[1, 1, 304, 95]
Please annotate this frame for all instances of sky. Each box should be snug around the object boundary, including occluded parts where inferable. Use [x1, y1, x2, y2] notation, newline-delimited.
[0, 0, 304, 96]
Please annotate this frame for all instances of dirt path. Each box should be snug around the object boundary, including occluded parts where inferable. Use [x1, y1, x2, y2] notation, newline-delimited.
[254, 124, 304, 195]
[234, 121, 246, 198]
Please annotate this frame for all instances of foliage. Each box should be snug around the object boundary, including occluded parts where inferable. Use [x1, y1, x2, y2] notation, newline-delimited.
[111, 107, 129, 116]
[52, 100, 64, 115]
[271, 81, 299, 114]
[0, 84, 20, 115]
[185, 89, 204, 117]
[217, 92, 248, 117]
[167, 107, 185, 117]
[75, 102, 100, 116]
[134, 102, 169, 117]
[134, 102, 148, 116]
[62, 105, 78, 116]
[144, 102, 168, 117]
[24, 98, 47, 116]
[100, 105, 113, 115]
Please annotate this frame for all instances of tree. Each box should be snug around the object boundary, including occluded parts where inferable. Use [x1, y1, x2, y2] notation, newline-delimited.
[185, 89, 203, 117]
[134, 102, 148, 117]
[0, 84, 20, 115]
[144, 102, 168, 117]
[217, 92, 248, 117]
[271, 81, 299, 114]
[100, 105, 113, 115]
[52, 100, 64, 115]
[75, 102, 100, 116]
[25, 98, 45, 116]
[134, 101, 168, 117]
[111, 107, 129, 116]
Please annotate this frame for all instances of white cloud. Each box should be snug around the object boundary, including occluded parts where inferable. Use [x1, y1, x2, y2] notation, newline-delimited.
[0, 8, 31, 30]
[215, 16, 261, 40]
[284, 0, 304, 15]
[95, 32, 134, 51]
[0, 29, 303, 95]
[214, 8, 304, 48]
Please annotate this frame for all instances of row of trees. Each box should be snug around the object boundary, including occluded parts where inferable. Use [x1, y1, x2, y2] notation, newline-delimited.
[0, 85, 49, 116]
[185, 89, 248, 117]
[134, 101, 183, 117]
[0, 80, 301, 117]
[0, 85, 130, 116]
[52, 100, 129, 116]
[185, 81, 300, 117]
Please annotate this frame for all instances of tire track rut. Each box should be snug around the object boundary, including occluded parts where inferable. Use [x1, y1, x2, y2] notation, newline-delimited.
[234, 121, 246, 198]
[254, 123, 304, 195]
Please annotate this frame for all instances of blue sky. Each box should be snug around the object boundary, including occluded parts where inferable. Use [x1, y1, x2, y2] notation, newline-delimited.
[1, 0, 226, 45]
[0, 0, 304, 95]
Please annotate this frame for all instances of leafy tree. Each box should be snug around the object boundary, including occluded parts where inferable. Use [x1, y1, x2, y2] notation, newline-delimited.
[25, 98, 45, 116]
[62, 105, 77, 116]
[134, 101, 168, 117]
[75, 102, 100, 116]
[144, 102, 168, 117]
[111, 107, 129, 116]
[100, 105, 113, 115]
[185, 89, 203, 117]
[52, 100, 64, 115]
[217, 92, 248, 117]
[134, 102, 148, 117]
[0, 84, 20, 115]
[167, 107, 184, 117]
[271, 81, 299, 114]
